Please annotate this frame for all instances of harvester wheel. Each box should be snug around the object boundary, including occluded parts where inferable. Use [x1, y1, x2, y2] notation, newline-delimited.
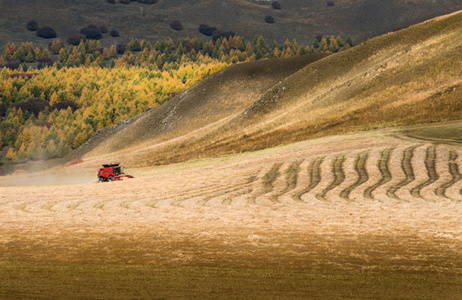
[98, 177, 104, 182]
[108, 176, 113, 182]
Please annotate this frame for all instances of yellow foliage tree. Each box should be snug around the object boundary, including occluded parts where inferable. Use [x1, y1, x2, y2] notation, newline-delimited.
[72, 131, 88, 149]
[50, 91, 59, 106]
[6, 147, 17, 161]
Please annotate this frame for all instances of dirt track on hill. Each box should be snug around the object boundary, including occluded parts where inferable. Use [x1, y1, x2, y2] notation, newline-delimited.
[1, 133, 462, 272]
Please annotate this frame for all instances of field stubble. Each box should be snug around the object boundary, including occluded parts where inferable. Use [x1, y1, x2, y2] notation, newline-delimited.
[1, 132, 462, 297]
[1, 133, 462, 267]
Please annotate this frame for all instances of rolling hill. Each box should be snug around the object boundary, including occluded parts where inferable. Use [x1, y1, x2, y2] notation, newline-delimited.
[1, 12, 462, 298]
[1, 0, 461, 51]
[68, 10, 462, 167]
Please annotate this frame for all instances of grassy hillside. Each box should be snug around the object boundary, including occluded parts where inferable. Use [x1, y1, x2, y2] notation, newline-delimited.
[74, 10, 462, 166]
[66, 53, 327, 162]
[1, 0, 461, 51]
[0, 33, 332, 174]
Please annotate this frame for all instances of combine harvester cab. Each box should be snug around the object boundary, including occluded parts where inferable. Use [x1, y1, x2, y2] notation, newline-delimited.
[97, 163, 134, 182]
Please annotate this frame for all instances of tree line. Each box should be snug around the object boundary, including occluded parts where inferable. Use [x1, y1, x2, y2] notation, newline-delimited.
[0, 34, 353, 163]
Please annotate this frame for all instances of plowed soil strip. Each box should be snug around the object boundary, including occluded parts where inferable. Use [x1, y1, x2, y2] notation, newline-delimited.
[410, 146, 438, 199]
[156, 183, 226, 201]
[285, 160, 304, 192]
[340, 152, 369, 200]
[387, 147, 416, 200]
[262, 162, 283, 194]
[275, 160, 304, 202]
[294, 156, 324, 201]
[172, 183, 251, 207]
[436, 151, 462, 199]
[200, 184, 256, 206]
[317, 154, 346, 201]
[364, 148, 393, 199]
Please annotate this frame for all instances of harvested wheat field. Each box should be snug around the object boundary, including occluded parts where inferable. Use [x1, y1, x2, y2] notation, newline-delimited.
[1, 12, 462, 297]
[1, 129, 462, 298]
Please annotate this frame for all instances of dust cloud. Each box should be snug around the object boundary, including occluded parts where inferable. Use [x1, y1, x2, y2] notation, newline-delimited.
[0, 168, 95, 187]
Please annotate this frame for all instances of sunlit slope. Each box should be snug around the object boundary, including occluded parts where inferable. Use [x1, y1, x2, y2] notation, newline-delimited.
[188, 10, 462, 157]
[74, 11, 461, 166]
[70, 54, 328, 163]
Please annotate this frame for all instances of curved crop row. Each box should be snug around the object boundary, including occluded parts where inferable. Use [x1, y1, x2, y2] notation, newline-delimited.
[340, 152, 369, 200]
[387, 147, 416, 200]
[317, 154, 346, 200]
[293, 157, 324, 201]
[364, 148, 393, 199]
[410, 146, 439, 198]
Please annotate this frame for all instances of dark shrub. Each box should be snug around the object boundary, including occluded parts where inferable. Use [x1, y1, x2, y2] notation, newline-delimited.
[35, 121, 53, 129]
[36, 26, 57, 39]
[198, 24, 217, 36]
[99, 25, 108, 34]
[184, 42, 194, 52]
[37, 57, 54, 68]
[67, 33, 86, 45]
[51, 100, 78, 112]
[327, 1, 335, 6]
[212, 30, 235, 42]
[9, 73, 39, 79]
[271, 1, 281, 9]
[265, 16, 275, 23]
[170, 20, 183, 31]
[5, 59, 21, 70]
[107, 0, 116, 3]
[138, 0, 158, 3]
[166, 90, 182, 98]
[110, 29, 120, 37]
[86, 28, 102, 40]
[12, 98, 50, 117]
[119, 0, 130, 3]
[116, 44, 126, 54]
[316, 34, 323, 42]
[26, 20, 39, 31]
[392, 27, 402, 32]
[80, 25, 102, 40]
[0, 103, 8, 117]
[80, 24, 97, 35]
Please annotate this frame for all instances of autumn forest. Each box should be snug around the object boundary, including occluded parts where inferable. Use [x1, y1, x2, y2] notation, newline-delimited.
[0, 34, 352, 163]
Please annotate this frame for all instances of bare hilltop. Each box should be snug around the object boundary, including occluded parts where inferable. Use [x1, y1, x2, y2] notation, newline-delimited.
[1, 0, 461, 49]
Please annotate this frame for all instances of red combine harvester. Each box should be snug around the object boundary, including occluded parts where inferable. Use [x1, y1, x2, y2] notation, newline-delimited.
[97, 163, 134, 182]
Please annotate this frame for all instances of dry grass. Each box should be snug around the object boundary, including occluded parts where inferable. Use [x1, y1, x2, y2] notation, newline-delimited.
[1, 0, 459, 51]
[1, 262, 461, 299]
[1, 262, 462, 299]
[64, 11, 462, 168]
[2, 11, 462, 299]
[213, 11, 462, 155]
[2, 130, 462, 297]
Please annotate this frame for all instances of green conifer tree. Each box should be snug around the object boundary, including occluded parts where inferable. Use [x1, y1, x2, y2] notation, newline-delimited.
[25, 51, 35, 63]
[58, 48, 68, 62]
[14, 47, 26, 61]
[336, 36, 344, 47]
[345, 35, 353, 46]
[271, 39, 278, 50]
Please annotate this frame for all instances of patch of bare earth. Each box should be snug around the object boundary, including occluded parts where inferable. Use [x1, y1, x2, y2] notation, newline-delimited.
[1, 133, 461, 273]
